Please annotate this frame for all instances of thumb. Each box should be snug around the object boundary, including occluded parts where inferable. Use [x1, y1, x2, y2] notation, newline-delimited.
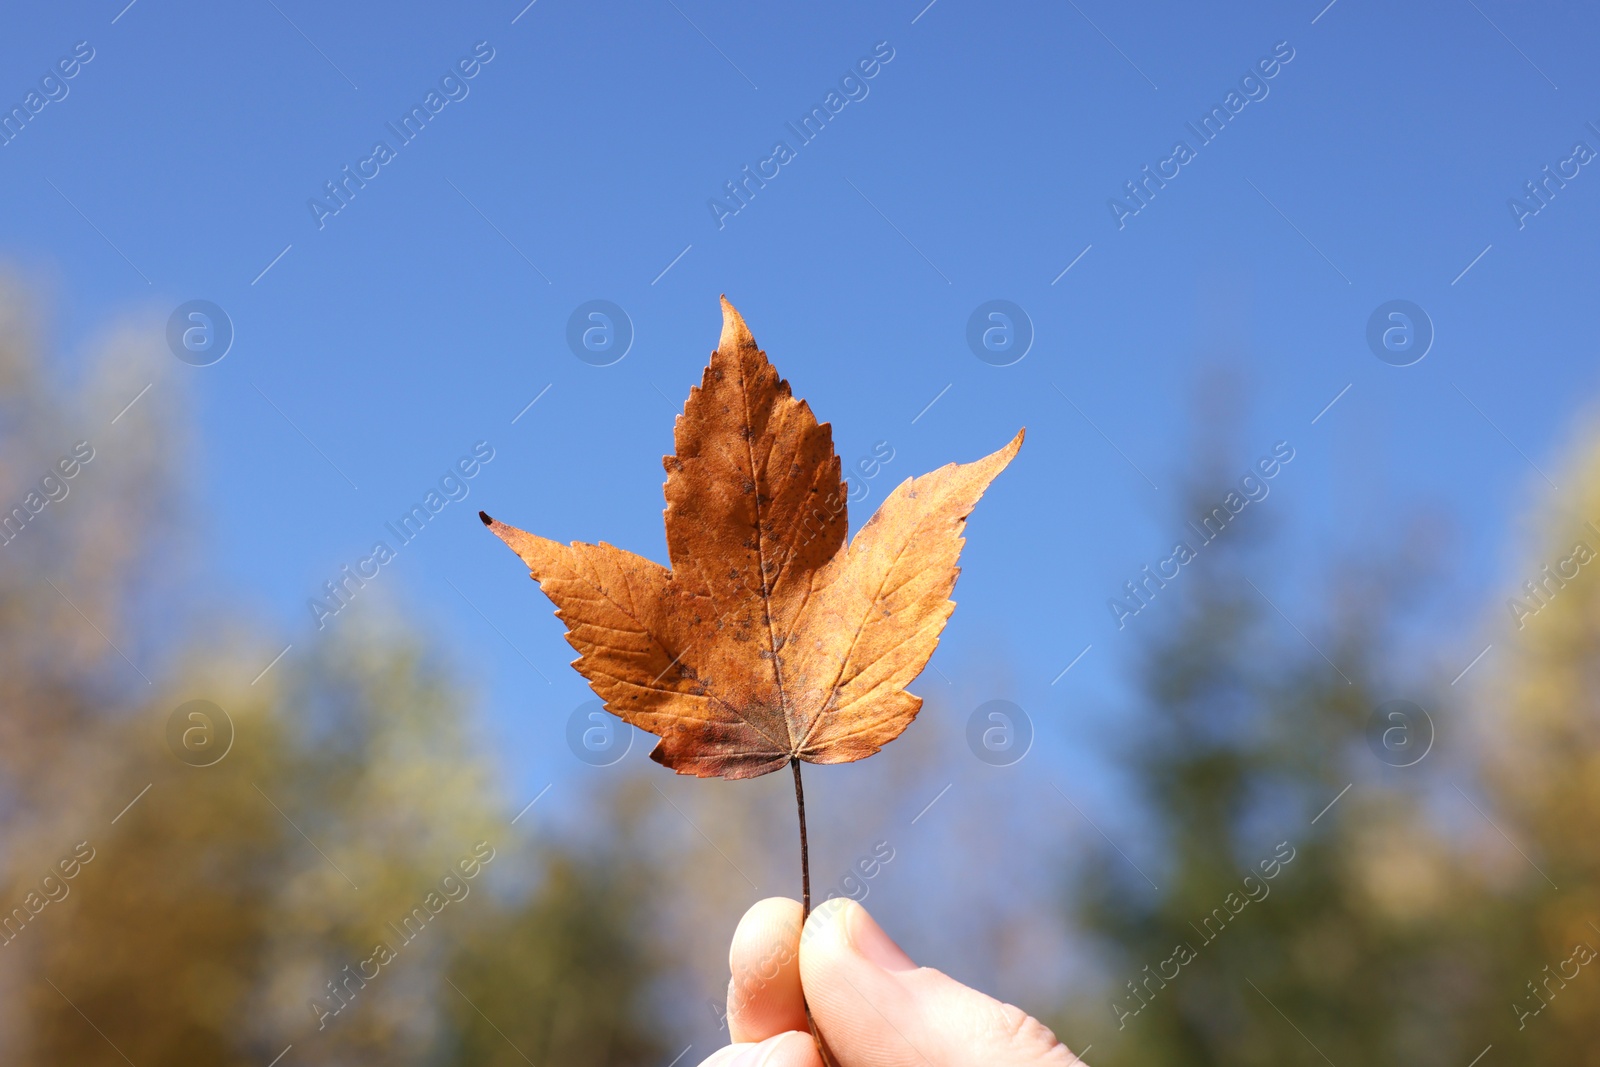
[799, 899, 1079, 1067]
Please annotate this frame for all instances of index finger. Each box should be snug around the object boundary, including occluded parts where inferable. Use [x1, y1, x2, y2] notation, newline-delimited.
[727, 896, 808, 1043]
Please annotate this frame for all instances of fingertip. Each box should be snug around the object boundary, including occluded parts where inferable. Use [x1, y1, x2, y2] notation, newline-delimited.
[799, 895, 850, 946]
[727, 897, 807, 1043]
[729, 897, 803, 973]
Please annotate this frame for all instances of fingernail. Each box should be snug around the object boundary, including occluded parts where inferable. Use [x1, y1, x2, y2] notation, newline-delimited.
[844, 900, 917, 972]
[727, 1032, 789, 1067]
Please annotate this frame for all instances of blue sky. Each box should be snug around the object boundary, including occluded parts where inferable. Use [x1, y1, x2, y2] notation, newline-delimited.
[4, 0, 1599, 827]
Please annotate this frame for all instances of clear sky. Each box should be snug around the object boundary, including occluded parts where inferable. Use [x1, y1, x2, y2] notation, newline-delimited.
[3, 0, 1597, 833]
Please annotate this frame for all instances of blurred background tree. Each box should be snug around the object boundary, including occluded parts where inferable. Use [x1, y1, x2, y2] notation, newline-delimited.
[0, 283, 669, 1066]
[436, 776, 668, 1067]
[1058, 399, 1494, 1066]
[1468, 427, 1600, 1063]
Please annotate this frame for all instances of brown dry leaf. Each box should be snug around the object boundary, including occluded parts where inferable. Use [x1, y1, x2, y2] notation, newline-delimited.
[482, 298, 1022, 779]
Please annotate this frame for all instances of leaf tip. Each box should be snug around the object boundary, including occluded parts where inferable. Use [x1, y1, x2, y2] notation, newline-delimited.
[989, 428, 1025, 468]
[719, 296, 755, 351]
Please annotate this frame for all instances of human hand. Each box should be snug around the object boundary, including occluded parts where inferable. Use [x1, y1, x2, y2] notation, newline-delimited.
[695, 896, 1083, 1066]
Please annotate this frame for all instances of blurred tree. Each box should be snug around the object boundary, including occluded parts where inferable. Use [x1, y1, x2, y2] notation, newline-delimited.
[249, 622, 509, 1065]
[0, 279, 185, 844]
[14, 622, 520, 1065]
[1060, 417, 1479, 1065]
[1472, 426, 1600, 1063]
[15, 658, 289, 1064]
[436, 777, 668, 1067]
[0, 281, 194, 1059]
[0, 283, 667, 1065]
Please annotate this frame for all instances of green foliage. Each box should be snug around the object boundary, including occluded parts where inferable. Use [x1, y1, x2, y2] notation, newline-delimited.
[1064, 421, 1600, 1062]
[1472, 430, 1600, 1062]
[1063, 445, 1479, 1065]
[438, 845, 667, 1067]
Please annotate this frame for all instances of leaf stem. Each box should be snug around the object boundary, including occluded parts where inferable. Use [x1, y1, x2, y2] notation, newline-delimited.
[792, 758, 839, 1066]
[792, 757, 811, 918]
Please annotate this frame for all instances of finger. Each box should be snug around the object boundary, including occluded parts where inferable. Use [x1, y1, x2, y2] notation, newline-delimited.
[697, 1030, 825, 1067]
[799, 898, 1080, 1067]
[727, 897, 808, 1043]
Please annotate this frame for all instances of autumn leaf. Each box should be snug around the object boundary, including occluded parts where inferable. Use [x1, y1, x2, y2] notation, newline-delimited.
[482, 297, 1022, 780]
